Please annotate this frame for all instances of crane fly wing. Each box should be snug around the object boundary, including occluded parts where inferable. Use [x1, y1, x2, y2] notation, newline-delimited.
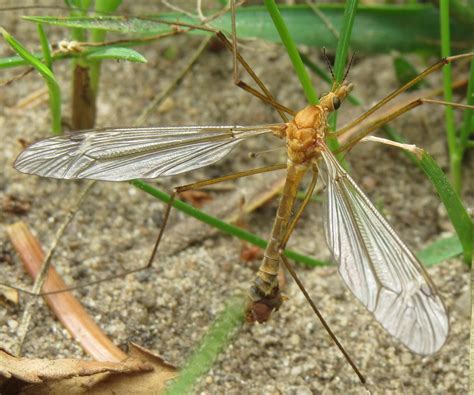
[14, 125, 275, 181]
[320, 149, 448, 355]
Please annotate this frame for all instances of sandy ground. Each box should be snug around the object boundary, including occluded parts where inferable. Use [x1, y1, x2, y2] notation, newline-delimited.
[0, 4, 472, 394]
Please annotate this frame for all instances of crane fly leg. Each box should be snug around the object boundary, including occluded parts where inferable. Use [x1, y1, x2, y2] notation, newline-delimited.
[213, 1, 295, 120]
[337, 97, 474, 153]
[145, 163, 287, 270]
[280, 163, 319, 251]
[278, 254, 366, 384]
[7, 165, 285, 297]
[152, 2, 295, 119]
[360, 135, 423, 157]
[335, 52, 474, 138]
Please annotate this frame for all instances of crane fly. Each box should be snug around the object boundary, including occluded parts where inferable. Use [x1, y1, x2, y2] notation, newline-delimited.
[14, 80, 449, 357]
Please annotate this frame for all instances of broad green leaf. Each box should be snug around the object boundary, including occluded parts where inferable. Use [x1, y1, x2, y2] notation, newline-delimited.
[85, 47, 146, 62]
[23, 4, 474, 55]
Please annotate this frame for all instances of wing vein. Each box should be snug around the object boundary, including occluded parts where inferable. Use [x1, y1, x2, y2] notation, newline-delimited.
[320, 149, 448, 355]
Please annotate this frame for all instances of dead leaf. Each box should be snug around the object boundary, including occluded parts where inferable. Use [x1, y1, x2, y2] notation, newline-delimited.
[1, 344, 177, 395]
[17, 138, 30, 149]
[178, 190, 213, 208]
[2, 195, 31, 215]
[7, 222, 127, 362]
[240, 245, 263, 262]
[157, 97, 175, 113]
[0, 285, 19, 306]
[0, 349, 151, 383]
[85, 343, 177, 394]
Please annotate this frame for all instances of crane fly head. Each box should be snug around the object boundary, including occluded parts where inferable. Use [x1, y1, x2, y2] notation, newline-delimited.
[319, 82, 354, 113]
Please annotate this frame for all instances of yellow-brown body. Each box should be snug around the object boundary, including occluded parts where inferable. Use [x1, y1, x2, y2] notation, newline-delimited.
[246, 84, 353, 323]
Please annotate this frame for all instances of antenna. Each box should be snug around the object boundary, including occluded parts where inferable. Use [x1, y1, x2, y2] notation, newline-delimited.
[322, 47, 335, 81]
[342, 51, 357, 83]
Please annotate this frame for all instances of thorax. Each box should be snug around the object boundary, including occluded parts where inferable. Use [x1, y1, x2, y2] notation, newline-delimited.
[273, 105, 328, 164]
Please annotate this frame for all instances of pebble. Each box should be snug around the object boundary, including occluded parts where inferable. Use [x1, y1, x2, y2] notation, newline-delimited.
[361, 175, 377, 192]
[7, 319, 18, 329]
[289, 333, 301, 346]
[158, 97, 175, 113]
[290, 366, 303, 376]
[400, 352, 412, 364]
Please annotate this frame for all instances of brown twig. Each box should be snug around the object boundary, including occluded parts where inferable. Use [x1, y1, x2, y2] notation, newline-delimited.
[7, 221, 126, 362]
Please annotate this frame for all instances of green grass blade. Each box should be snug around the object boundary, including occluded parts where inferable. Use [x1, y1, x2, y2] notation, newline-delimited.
[449, 0, 474, 28]
[439, 0, 459, 193]
[264, 0, 317, 103]
[88, 0, 123, 95]
[131, 180, 328, 268]
[416, 235, 464, 267]
[418, 152, 472, 264]
[328, 0, 358, 154]
[460, 55, 474, 152]
[67, 0, 89, 42]
[37, 23, 52, 70]
[0, 54, 31, 68]
[383, 128, 472, 264]
[332, 0, 357, 84]
[300, 51, 362, 106]
[1, 28, 61, 134]
[165, 297, 245, 395]
[22, 4, 474, 55]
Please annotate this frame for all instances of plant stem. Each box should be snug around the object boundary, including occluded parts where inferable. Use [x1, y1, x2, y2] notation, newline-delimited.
[439, 0, 459, 192]
[264, 0, 318, 104]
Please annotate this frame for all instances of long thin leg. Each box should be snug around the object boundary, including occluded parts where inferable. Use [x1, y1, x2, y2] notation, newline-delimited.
[9, 164, 286, 296]
[273, 165, 366, 383]
[279, 163, 319, 250]
[215, 31, 294, 119]
[216, 0, 295, 120]
[145, 163, 287, 271]
[153, 5, 295, 119]
[335, 52, 474, 137]
[10, 181, 94, 355]
[278, 253, 366, 385]
[337, 97, 474, 153]
[360, 135, 423, 157]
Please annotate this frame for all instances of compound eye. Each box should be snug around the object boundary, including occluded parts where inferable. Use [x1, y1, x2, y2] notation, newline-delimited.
[319, 91, 329, 99]
[332, 96, 341, 110]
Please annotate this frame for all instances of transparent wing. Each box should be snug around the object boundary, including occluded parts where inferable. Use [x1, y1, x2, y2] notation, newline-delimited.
[320, 149, 448, 355]
[14, 125, 275, 181]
